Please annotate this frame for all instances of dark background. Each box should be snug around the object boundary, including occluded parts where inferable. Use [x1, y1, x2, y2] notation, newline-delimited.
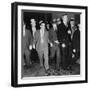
[23, 10, 81, 30]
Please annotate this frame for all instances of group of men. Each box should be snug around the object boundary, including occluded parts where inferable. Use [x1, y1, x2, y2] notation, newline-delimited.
[22, 14, 80, 75]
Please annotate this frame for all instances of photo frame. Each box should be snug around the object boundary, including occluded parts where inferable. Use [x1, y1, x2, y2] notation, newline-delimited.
[11, 2, 88, 87]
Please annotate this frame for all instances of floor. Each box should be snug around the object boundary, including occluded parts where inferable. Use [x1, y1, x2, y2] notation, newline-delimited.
[22, 59, 80, 77]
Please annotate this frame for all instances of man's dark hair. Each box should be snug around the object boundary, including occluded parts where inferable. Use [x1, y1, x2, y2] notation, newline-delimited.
[62, 14, 68, 17]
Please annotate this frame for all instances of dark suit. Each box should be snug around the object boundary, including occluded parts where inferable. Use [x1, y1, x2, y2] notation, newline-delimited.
[49, 28, 61, 69]
[67, 26, 80, 66]
[57, 23, 70, 45]
[30, 30, 38, 62]
[57, 23, 70, 69]
[72, 29, 80, 52]
[22, 29, 33, 67]
[72, 29, 80, 63]
[34, 30, 49, 70]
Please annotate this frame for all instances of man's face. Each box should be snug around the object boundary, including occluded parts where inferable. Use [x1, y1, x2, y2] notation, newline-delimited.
[70, 21, 75, 27]
[53, 19, 56, 22]
[57, 21, 61, 25]
[62, 15, 68, 23]
[40, 23, 45, 29]
[52, 23, 56, 29]
[47, 24, 49, 29]
[30, 19, 36, 27]
[57, 18, 61, 25]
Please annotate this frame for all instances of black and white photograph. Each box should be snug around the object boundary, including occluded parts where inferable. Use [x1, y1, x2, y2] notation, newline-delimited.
[22, 11, 80, 77]
[11, 2, 88, 87]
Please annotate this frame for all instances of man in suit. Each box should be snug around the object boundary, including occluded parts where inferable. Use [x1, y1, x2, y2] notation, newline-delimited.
[67, 18, 80, 69]
[57, 14, 70, 70]
[22, 22, 33, 69]
[29, 18, 38, 62]
[29, 18, 36, 49]
[34, 21, 50, 74]
[70, 19, 80, 65]
[72, 26, 80, 63]
[49, 21, 61, 70]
